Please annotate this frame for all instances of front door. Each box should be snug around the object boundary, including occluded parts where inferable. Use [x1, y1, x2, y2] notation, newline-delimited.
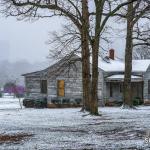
[109, 82, 123, 101]
[57, 80, 65, 97]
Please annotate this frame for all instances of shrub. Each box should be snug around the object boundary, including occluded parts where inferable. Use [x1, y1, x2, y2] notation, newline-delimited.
[34, 98, 47, 108]
[23, 98, 35, 108]
[23, 97, 47, 108]
[74, 98, 82, 105]
[62, 98, 70, 104]
[51, 98, 61, 104]
[133, 97, 143, 106]
[115, 101, 123, 106]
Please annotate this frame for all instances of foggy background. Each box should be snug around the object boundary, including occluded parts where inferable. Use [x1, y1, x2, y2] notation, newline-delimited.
[0, 16, 125, 86]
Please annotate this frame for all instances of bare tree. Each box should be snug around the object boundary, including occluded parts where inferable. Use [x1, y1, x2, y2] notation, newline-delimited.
[88, 0, 137, 114]
[0, 0, 137, 115]
[13, 79, 23, 109]
[47, 24, 81, 59]
[122, 0, 150, 108]
[111, 0, 149, 108]
[0, 0, 92, 112]
[133, 23, 150, 47]
[133, 46, 150, 59]
[133, 24, 150, 59]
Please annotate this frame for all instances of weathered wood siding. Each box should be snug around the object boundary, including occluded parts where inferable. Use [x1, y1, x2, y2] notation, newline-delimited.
[98, 68, 103, 99]
[25, 74, 47, 98]
[25, 76, 41, 98]
[47, 61, 102, 103]
[102, 71, 123, 101]
[101, 71, 144, 102]
[47, 61, 83, 102]
[143, 65, 150, 101]
[24, 59, 103, 106]
[24, 63, 149, 105]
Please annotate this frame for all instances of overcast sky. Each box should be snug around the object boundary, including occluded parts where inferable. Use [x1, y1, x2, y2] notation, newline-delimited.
[0, 16, 125, 63]
[0, 16, 64, 63]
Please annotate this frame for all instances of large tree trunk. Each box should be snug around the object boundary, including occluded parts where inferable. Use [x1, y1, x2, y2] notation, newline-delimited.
[81, 0, 91, 111]
[89, 1, 104, 115]
[90, 40, 99, 115]
[81, 36, 91, 111]
[123, 1, 134, 108]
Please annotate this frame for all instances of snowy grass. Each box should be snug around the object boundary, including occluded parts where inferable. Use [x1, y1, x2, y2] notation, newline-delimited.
[0, 97, 149, 150]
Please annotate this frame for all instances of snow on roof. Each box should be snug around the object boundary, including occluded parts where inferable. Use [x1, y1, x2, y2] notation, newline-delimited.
[22, 53, 150, 76]
[106, 75, 143, 81]
[107, 74, 142, 79]
[99, 58, 150, 72]
[132, 59, 150, 72]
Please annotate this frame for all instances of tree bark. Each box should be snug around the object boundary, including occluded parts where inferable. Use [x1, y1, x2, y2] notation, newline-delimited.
[89, 1, 104, 115]
[123, 0, 134, 108]
[81, 0, 91, 111]
[90, 39, 99, 115]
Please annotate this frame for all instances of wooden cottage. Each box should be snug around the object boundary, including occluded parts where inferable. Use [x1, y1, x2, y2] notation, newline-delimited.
[22, 50, 150, 107]
[22, 54, 102, 107]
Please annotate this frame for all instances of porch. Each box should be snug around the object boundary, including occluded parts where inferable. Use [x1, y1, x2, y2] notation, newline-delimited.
[104, 75, 144, 102]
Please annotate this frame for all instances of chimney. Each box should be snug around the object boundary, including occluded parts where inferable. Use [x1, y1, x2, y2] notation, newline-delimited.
[109, 49, 115, 60]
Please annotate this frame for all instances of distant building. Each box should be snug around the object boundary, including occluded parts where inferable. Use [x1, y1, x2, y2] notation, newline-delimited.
[22, 50, 150, 106]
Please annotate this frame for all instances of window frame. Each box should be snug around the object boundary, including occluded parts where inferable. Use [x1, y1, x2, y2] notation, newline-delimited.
[40, 80, 47, 94]
[148, 80, 150, 94]
[120, 83, 123, 93]
[110, 82, 113, 97]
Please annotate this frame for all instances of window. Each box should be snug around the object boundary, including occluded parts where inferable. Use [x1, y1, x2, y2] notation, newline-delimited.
[120, 83, 123, 93]
[57, 80, 65, 97]
[148, 80, 150, 94]
[40, 80, 47, 94]
[110, 83, 113, 97]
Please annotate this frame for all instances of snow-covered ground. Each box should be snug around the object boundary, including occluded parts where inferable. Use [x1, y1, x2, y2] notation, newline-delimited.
[0, 97, 150, 150]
